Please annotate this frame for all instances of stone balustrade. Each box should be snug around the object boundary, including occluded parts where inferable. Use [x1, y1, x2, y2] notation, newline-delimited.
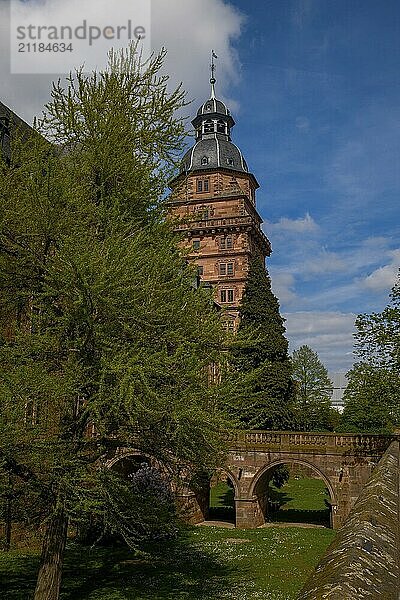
[224, 430, 397, 455]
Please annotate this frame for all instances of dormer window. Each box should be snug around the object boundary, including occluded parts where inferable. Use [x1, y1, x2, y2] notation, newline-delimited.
[217, 120, 226, 134]
[204, 120, 214, 134]
[201, 156, 209, 166]
[227, 157, 234, 166]
[205, 102, 213, 112]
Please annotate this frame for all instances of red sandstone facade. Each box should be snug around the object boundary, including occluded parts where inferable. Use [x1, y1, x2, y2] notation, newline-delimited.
[168, 83, 271, 330]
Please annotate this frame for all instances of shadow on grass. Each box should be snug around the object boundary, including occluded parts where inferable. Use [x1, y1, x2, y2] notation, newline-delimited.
[1, 529, 238, 600]
[0, 552, 39, 600]
[269, 508, 330, 526]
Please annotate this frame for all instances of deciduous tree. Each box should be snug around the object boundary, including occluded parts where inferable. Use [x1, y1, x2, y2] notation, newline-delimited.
[342, 272, 400, 433]
[291, 345, 335, 431]
[0, 44, 228, 600]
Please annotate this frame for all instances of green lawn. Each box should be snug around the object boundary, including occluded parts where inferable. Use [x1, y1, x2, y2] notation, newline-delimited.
[268, 477, 331, 526]
[209, 476, 331, 527]
[0, 525, 335, 600]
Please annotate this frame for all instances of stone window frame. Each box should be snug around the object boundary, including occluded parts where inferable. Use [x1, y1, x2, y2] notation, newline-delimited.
[220, 235, 234, 250]
[220, 289, 235, 303]
[218, 261, 235, 276]
[196, 178, 210, 193]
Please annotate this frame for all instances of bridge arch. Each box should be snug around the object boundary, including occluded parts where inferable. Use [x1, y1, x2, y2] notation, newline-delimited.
[249, 458, 337, 528]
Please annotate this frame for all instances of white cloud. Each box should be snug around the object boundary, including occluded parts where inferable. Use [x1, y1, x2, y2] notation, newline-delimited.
[304, 249, 346, 275]
[270, 271, 297, 305]
[267, 212, 319, 234]
[285, 311, 356, 372]
[362, 249, 400, 291]
[0, 0, 245, 122]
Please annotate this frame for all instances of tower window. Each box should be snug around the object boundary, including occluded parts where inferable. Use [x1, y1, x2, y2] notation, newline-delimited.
[220, 236, 233, 250]
[197, 265, 204, 276]
[220, 262, 234, 276]
[220, 289, 234, 303]
[201, 156, 209, 166]
[193, 240, 200, 250]
[204, 120, 214, 134]
[227, 157, 234, 166]
[197, 178, 209, 193]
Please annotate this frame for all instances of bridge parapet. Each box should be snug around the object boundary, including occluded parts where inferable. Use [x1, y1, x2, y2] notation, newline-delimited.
[226, 430, 397, 455]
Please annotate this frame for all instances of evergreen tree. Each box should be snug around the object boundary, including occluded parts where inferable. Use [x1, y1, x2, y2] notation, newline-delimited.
[229, 257, 294, 429]
[291, 345, 335, 431]
[0, 45, 228, 600]
[341, 271, 400, 433]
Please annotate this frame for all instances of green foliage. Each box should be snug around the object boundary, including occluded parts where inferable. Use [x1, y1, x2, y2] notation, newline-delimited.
[341, 363, 399, 433]
[291, 345, 336, 431]
[228, 258, 295, 429]
[0, 44, 229, 556]
[342, 271, 400, 433]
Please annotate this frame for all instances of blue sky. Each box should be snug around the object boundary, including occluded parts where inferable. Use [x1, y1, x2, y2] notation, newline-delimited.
[1, 0, 399, 372]
[219, 0, 400, 371]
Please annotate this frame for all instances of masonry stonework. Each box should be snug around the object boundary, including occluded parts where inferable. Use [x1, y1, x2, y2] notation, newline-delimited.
[167, 81, 270, 330]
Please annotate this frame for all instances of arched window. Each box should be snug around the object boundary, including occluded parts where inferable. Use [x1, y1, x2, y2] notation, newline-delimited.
[204, 120, 214, 134]
[226, 157, 234, 166]
[201, 156, 209, 166]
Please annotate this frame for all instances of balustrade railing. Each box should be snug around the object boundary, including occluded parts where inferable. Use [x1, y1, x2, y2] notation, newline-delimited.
[225, 430, 396, 454]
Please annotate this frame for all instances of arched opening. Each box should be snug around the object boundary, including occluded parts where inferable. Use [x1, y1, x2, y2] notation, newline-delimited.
[217, 119, 226, 134]
[250, 460, 335, 528]
[109, 453, 150, 478]
[203, 119, 214, 134]
[205, 469, 238, 526]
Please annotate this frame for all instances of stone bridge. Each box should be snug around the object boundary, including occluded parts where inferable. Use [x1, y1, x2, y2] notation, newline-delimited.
[184, 430, 397, 529]
[105, 430, 397, 530]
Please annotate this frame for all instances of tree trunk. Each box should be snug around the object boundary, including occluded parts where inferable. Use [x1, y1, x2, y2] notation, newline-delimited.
[34, 507, 68, 600]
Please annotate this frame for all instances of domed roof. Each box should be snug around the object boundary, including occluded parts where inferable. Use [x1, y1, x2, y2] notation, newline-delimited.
[180, 137, 248, 174]
[197, 97, 230, 117]
[176, 72, 253, 178]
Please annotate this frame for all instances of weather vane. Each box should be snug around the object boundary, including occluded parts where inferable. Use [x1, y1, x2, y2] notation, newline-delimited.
[210, 50, 218, 98]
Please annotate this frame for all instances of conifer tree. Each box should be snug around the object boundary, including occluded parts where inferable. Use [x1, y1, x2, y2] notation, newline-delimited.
[229, 257, 294, 429]
[0, 45, 228, 600]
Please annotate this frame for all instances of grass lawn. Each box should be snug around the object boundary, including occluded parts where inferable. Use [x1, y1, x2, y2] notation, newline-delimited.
[268, 477, 331, 526]
[0, 525, 335, 600]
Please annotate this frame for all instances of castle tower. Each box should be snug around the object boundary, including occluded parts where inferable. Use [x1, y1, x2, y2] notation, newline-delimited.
[168, 65, 271, 331]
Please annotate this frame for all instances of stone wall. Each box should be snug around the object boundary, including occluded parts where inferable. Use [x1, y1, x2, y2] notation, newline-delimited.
[298, 440, 400, 599]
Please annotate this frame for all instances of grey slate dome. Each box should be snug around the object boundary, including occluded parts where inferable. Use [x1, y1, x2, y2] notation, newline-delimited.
[181, 137, 248, 174]
[180, 77, 249, 175]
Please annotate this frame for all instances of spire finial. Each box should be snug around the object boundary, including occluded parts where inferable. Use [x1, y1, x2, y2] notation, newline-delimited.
[210, 50, 218, 99]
